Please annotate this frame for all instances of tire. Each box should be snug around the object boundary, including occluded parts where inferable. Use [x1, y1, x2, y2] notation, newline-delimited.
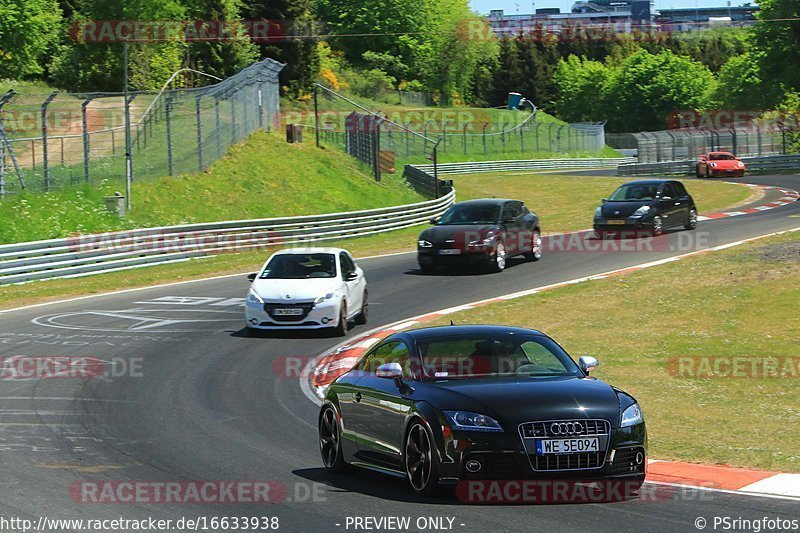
[695, 165, 702, 178]
[319, 406, 348, 472]
[652, 215, 664, 236]
[684, 208, 698, 231]
[524, 229, 542, 262]
[333, 301, 348, 337]
[355, 290, 368, 325]
[705, 167, 711, 178]
[404, 421, 440, 497]
[489, 241, 507, 273]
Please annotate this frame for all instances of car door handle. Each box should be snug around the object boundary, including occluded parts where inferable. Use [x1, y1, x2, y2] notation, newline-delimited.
[674, 202, 681, 206]
[354, 392, 362, 403]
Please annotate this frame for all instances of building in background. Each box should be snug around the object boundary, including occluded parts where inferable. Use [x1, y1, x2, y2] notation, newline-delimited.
[486, 1, 757, 37]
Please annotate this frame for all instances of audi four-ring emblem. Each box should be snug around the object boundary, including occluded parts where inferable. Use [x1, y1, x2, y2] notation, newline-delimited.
[550, 422, 584, 435]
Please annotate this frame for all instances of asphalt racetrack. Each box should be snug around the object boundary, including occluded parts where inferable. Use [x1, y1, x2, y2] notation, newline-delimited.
[1, 174, 799, 532]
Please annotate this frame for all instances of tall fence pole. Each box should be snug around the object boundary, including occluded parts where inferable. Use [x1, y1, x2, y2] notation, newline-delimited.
[81, 96, 93, 183]
[165, 94, 174, 176]
[214, 95, 221, 160]
[123, 39, 133, 212]
[195, 95, 203, 171]
[41, 92, 58, 191]
[314, 84, 320, 148]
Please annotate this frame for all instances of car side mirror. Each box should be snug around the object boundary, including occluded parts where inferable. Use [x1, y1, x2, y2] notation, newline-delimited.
[247, 273, 257, 282]
[376, 362, 403, 381]
[429, 216, 440, 225]
[602, 198, 608, 203]
[578, 356, 599, 375]
[345, 271, 358, 281]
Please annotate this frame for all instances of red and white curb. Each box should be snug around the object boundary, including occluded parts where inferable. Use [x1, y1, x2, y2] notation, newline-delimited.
[299, 225, 800, 501]
[697, 184, 799, 221]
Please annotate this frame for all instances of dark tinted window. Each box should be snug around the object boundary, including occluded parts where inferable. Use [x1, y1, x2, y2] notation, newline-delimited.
[709, 153, 736, 160]
[673, 182, 688, 197]
[438, 203, 501, 225]
[505, 202, 524, 219]
[354, 341, 412, 377]
[609, 183, 659, 201]
[339, 252, 356, 276]
[660, 183, 677, 198]
[416, 333, 580, 380]
[260, 253, 336, 279]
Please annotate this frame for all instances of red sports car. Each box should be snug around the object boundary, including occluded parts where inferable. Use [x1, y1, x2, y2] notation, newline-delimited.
[696, 152, 746, 178]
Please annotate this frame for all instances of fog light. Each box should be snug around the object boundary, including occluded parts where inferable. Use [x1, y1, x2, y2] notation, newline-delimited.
[465, 460, 482, 473]
[635, 452, 644, 465]
[321, 317, 330, 324]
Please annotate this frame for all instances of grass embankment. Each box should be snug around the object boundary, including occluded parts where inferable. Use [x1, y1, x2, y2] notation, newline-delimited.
[0, 131, 422, 243]
[0, 170, 753, 311]
[424, 231, 800, 472]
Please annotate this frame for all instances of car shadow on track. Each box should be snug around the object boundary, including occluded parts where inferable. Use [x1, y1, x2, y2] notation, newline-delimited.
[229, 327, 345, 340]
[292, 468, 641, 506]
[406, 257, 529, 277]
[292, 467, 455, 505]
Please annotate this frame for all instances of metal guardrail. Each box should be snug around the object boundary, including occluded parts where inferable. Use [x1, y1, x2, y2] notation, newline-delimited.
[0, 190, 455, 285]
[414, 157, 636, 175]
[617, 154, 800, 176]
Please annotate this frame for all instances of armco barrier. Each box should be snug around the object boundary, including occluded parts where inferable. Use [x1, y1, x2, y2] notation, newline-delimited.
[618, 154, 800, 176]
[414, 157, 636, 175]
[0, 190, 455, 285]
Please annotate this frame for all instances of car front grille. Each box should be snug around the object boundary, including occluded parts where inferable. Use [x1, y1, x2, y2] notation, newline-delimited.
[263, 302, 315, 322]
[518, 419, 611, 472]
[519, 419, 610, 439]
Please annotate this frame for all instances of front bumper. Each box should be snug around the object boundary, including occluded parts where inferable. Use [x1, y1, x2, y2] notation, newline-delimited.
[245, 298, 341, 330]
[436, 421, 647, 484]
[418, 248, 494, 267]
[708, 167, 745, 176]
[593, 217, 655, 233]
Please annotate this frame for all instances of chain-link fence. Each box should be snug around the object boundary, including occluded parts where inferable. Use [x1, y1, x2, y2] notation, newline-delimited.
[609, 121, 796, 163]
[0, 58, 283, 195]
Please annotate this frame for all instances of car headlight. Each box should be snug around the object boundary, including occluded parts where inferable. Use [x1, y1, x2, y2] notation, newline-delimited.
[314, 291, 336, 304]
[738, 161, 744, 167]
[620, 403, 644, 428]
[247, 289, 263, 304]
[594, 207, 602, 217]
[631, 206, 650, 217]
[443, 411, 503, 432]
[468, 235, 495, 246]
[418, 240, 433, 248]
[709, 162, 718, 168]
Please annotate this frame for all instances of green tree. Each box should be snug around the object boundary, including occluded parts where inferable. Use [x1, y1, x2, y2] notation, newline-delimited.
[184, 0, 258, 79]
[51, 0, 186, 91]
[553, 55, 611, 122]
[712, 52, 781, 110]
[604, 50, 716, 132]
[245, 0, 320, 98]
[0, 0, 62, 79]
[752, 0, 800, 96]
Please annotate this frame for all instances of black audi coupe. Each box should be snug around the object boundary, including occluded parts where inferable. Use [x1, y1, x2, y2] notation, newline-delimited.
[417, 199, 542, 273]
[593, 179, 697, 236]
[318, 325, 647, 497]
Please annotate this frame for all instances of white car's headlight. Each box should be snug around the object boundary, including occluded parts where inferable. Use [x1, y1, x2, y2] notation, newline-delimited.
[418, 240, 433, 248]
[632, 206, 650, 217]
[247, 289, 263, 304]
[443, 411, 503, 432]
[620, 403, 644, 427]
[315, 291, 336, 304]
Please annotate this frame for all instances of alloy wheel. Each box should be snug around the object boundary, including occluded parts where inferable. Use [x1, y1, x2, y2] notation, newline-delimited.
[320, 408, 340, 468]
[405, 423, 432, 492]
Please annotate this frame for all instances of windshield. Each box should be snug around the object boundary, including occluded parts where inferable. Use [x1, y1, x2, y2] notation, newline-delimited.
[608, 183, 659, 201]
[437, 204, 500, 225]
[260, 253, 336, 279]
[709, 153, 736, 160]
[417, 333, 581, 380]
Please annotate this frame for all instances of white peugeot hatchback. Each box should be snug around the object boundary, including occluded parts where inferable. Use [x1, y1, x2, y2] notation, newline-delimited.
[245, 248, 367, 336]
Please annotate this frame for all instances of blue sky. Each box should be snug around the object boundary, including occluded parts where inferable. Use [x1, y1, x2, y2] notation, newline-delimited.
[469, 0, 752, 15]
